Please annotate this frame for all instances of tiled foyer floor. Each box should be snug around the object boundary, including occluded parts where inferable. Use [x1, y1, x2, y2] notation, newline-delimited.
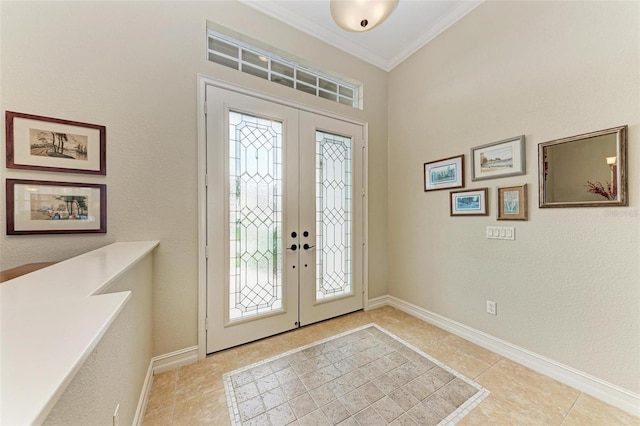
[143, 307, 639, 425]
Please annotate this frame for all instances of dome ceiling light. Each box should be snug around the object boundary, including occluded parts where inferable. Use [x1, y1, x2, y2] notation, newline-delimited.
[330, 0, 399, 32]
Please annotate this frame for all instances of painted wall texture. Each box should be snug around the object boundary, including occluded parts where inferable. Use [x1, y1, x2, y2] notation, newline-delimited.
[2, 0, 638, 400]
[43, 255, 153, 425]
[388, 1, 639, 393]
[0, 1, 389, 356]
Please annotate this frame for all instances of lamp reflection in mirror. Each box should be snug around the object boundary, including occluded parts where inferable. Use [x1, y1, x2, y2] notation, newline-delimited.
[330, 0, 399, 32]
[606, 156, 617, 197]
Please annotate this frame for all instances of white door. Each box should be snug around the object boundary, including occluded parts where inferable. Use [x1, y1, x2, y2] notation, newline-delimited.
[298, 111, 364, 326]
[205, 85, 364, 353]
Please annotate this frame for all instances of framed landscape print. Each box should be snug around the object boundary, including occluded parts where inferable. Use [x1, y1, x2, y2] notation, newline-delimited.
[497, 184, 527, 221]
[6, 179, 107, 234]
[450, 188, 489, 216]
[5, 111, 106, 175]
[471, 135, 525, 181]
[424, 155, 464, 191]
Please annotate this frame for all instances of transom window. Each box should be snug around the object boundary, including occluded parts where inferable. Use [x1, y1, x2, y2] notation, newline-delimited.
[207, 30, 359, 108]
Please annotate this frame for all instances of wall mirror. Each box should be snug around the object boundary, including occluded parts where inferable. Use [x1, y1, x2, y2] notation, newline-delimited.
[538, 125, 627, 207]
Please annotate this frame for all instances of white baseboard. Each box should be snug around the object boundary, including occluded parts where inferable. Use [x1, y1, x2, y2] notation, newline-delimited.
[152, 345, 199, 375]
[366, 295, 389, 311]
[133, 346, 199, 425]
[133, 361, 154, 425]
[372, 295, 640, 417]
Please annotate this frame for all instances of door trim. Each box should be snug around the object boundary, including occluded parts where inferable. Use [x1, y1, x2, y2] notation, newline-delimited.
[197, 74, 369, 360]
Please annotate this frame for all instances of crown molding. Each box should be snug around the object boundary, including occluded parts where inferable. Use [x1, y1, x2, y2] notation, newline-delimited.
[386, 1, 482, 70]
[239, 0, 483, 72]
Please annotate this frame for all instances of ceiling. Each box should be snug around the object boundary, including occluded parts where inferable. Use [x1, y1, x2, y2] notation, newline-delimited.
[239, 0, 483, 71]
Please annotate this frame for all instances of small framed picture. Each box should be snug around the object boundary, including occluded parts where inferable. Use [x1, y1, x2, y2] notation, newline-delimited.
[424, 154, 464, 191]
[497, 184, 527, 220]
[5, 111, 106, 175]
[471, 135, 525, 181]
[6, 179, 107, 234]
[450, 188, 489, 216]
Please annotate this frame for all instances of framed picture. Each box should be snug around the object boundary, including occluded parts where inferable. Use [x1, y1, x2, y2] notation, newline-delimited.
[471, 135, 525, 181]
[450, 188, 489, 216]
[424, 154, 464, 191]
[497, 184, 527, 221]
[6, 111, 106, 175]
[6, 179, 107, 234]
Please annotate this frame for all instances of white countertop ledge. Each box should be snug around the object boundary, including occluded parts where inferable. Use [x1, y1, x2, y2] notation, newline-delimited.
[0, 241, 159, 425]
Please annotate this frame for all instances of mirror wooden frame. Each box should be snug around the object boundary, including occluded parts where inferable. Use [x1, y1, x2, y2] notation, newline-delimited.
[538, 125, 627, 208]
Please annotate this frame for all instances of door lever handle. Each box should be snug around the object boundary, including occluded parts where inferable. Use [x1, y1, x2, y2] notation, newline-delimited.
[288, 244, 298, 251]
[303, 244, 315, 250]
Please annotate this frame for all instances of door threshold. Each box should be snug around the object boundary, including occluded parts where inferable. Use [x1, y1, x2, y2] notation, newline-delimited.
[206, 309, 364, 357]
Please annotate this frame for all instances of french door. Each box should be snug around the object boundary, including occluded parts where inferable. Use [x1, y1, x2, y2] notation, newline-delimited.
[205, 85, 364, 353]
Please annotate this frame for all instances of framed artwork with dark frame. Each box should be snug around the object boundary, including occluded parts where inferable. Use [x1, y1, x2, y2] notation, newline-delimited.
[450, 188, 489, 216]
[471, 135, 525, 181]
[424, 154, 464, 191]
[5, 111, 106, 175]
[497, 184, 527, 221]
[6, 179, 107, 235]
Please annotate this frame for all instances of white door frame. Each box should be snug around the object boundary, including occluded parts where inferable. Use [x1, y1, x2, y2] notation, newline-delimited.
[196, 74, 369, 360]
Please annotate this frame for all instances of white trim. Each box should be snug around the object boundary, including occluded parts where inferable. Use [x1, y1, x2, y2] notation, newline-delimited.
[132, 361, 154, 425]
[207, 30, 359, 108]
[374, 295, 640, 417]
[365, 295, 389, 311]
[197, 74, 369, 359]
[197, 74, 367, 126]
[361, 124, 369, 311]
[152, 346, 199, 375]
[238, 0, 482, 72]
[197, 75, 208, 361]
[133, 347, 199, 424]
[385, 1, 482, 71]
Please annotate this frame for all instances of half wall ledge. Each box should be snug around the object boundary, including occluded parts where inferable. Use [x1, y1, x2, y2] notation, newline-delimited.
[0, 241, 159, 425]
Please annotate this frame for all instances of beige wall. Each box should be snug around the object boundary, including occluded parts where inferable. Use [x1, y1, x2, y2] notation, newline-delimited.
[43, 254, 153, 425]
[388, 0, 639, 393]
[3, 0, 638, 400]
[0, 1, 389, 356]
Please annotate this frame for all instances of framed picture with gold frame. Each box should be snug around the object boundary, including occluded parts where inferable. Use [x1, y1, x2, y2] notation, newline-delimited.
[497, 184, 527, 221]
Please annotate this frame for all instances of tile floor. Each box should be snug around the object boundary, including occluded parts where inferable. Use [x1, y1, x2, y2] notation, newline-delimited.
[223, 324, 487, 425]
[143, 307, 639, 425]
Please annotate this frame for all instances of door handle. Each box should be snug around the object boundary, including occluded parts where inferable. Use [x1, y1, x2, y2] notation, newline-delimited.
[288, 244, 298, 251]
[303, 243, 315, 250]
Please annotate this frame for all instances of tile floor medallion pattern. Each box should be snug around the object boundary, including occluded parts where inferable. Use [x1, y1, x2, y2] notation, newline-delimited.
[223, 324, 489, 425]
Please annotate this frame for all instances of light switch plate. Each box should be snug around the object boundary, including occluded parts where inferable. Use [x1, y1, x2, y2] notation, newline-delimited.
[486, 226, 515, 240]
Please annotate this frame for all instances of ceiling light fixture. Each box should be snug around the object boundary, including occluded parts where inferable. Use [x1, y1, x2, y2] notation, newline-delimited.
[330, 0, 399, 32]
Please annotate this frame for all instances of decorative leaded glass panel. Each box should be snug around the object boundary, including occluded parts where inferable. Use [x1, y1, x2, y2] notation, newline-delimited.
[315, 131, 352, 301]
[228, 111, 283, 320]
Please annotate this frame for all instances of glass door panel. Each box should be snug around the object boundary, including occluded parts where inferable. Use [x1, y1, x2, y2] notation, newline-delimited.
[206, 85, 364, 353]
[315, 131, 353, 301]
[228, 111, 283, 321]
[299, 111, 363, 326]
[206, 85, 299, 353]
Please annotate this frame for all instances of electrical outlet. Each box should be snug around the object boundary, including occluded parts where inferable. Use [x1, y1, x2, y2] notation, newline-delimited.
[113, 404, 120, 426]
[486, 300, 497, 315]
